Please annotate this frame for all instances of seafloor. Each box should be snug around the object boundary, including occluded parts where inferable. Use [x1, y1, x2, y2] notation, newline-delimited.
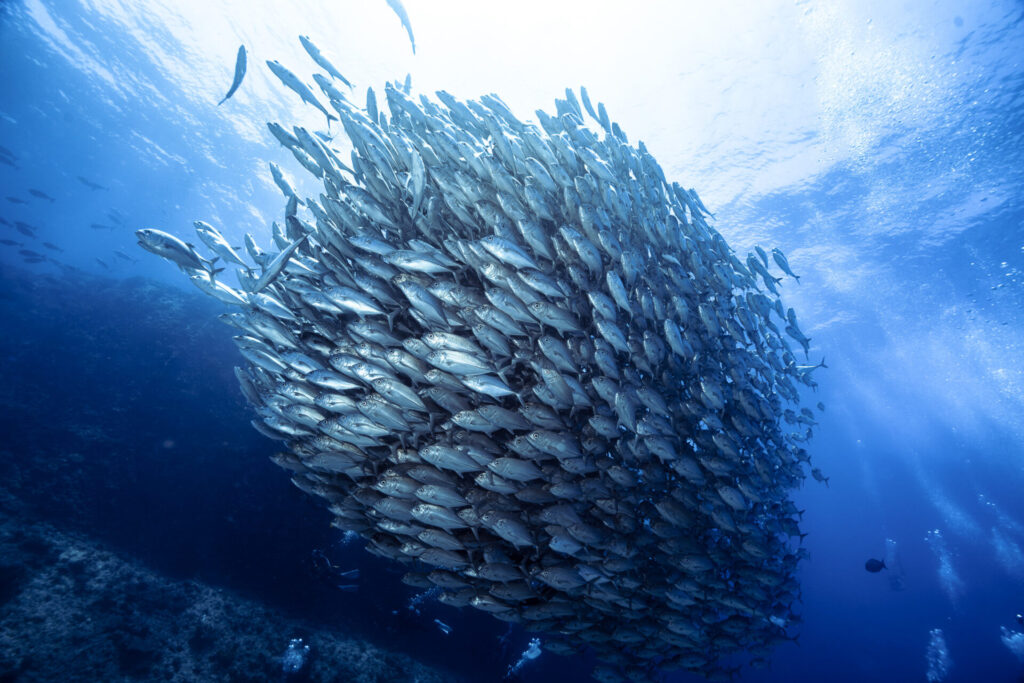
[0, 514, 454, 683]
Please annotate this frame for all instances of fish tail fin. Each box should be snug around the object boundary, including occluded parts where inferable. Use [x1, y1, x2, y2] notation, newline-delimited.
[794, 274, 801, 284]
[201, 254, 224, 277]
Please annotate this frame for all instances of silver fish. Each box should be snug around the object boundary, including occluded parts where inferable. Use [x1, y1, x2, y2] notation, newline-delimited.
[299, 35, 351, 87]
[218, 44, 246, 105]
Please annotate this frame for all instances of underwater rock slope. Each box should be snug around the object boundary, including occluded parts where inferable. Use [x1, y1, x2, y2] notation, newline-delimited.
[143, 74, 823, 681]
[0, 515, 459, 683]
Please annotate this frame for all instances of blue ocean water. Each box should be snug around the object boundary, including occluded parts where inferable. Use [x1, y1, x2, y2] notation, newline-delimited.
[1, 1, 1023, 681]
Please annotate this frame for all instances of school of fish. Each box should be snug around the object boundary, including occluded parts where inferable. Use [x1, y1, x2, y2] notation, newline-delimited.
[138, 37, 826, 682]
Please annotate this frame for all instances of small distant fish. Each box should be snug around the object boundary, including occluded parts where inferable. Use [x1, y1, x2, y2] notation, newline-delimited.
[434, 619, 452, 635]
[28, 189, 55, 202]
[107, 209, 126, 225]
[0, 156, 16, 169]
[0, 217, 9, 226]
[385, 0, 416, 54]
[218, 45, 247, 105]
[89, 223, 116, 230]
[0, 144, 15, 160]
[77, 176, 108, 191]
[19, 248, 44, 259]
[15, 221, 36, 236]
[95, 258, 110, 269]
[42, 241, 63, 252]
[864, 558, 886, 573]
[0, 239, 21, 246]
[6, 196, 26, 204]
[114, 248, 138, 263]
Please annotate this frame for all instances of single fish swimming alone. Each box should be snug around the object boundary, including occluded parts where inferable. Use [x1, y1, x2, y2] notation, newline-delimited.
[28, 189, 56, 202]
[385, 0, 416, 54]
[15, 221, 36, 236]
[864, 558, 886, 573]
[218, 45, 247, 105]
[77, 176, 108, 191]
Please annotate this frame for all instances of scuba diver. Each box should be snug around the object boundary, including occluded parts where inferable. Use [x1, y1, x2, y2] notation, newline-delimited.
[864, 558, 887, 573]
[309, 548, 360, 591]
